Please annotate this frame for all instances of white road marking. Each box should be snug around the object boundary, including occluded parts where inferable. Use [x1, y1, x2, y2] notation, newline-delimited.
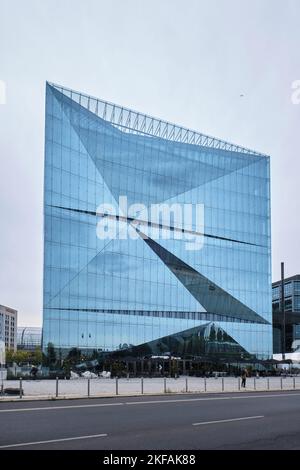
[0, 433, 108, 449]
[0, 402, 124, 413]
[0, 392, 299, 413]
[193, 415, 264, 426]
[125, 392, 300, 406]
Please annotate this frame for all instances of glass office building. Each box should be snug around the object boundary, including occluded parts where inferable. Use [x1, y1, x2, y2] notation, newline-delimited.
[43, 82, 272, 359]
[272, 275, 300, 353]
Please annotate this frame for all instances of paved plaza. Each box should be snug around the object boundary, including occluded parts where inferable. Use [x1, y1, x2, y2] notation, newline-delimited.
[1, 375, 299, 400]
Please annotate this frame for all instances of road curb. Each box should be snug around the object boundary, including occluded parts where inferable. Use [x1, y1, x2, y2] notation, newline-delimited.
[1, 387, 299, 403]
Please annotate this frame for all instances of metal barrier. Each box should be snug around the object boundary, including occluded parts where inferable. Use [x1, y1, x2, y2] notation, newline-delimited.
[0, 376, 299, 400]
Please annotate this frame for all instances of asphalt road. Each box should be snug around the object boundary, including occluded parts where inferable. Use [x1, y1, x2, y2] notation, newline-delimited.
[1, 391, 300, 450]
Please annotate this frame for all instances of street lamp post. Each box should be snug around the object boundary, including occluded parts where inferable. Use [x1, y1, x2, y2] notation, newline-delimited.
[281, 262, 286, 361]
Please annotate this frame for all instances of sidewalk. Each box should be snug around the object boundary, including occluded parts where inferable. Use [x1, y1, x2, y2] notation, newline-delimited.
[1, 376, 299, 402]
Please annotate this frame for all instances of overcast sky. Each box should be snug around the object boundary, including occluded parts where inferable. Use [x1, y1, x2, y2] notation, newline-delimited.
[0, 0, 299, 326]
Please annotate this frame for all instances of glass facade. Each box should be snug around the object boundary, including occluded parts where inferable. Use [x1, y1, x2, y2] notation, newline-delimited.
[272, 278, 300, 312]
[109, 322, 252, 361]
[272, 276, 300, 353]
[43, 82, 272, 359]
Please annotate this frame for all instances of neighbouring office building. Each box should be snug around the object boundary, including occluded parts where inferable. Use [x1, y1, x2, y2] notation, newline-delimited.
[17, 327, 42, 351]
[43, 82, 272, 361]
[0, 305, 18, 351]
[272, 275, 300, 354]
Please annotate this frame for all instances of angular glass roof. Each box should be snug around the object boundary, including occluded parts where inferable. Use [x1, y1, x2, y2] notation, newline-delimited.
[48, 82, 268, 158]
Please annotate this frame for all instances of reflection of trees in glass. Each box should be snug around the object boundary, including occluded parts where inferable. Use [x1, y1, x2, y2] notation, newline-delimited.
[209, 324, 216, 341]
[66, 347, 82, 365]
[217, 328, 223, 342]
[223, 330, 232, 342]
[46, 342, 57, 368]
[107, 322, 249, 360]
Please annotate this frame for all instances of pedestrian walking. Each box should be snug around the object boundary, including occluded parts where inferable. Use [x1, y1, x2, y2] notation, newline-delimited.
[241, 368, 248, 388]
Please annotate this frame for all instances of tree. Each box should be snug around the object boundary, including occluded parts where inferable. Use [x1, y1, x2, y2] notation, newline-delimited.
[46, 342, 57, 368]
[91, 349, 99, 360]
[15, 350, 31, 364]
[66, 347, 82, 365]
[209, 324, 216, 341]
[31, 347, 43, 365]
[5, 349, 14, 364]
[5, 349, 31, 365]
[111, 361, 126, 378]
[217, 328, 223, 343]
